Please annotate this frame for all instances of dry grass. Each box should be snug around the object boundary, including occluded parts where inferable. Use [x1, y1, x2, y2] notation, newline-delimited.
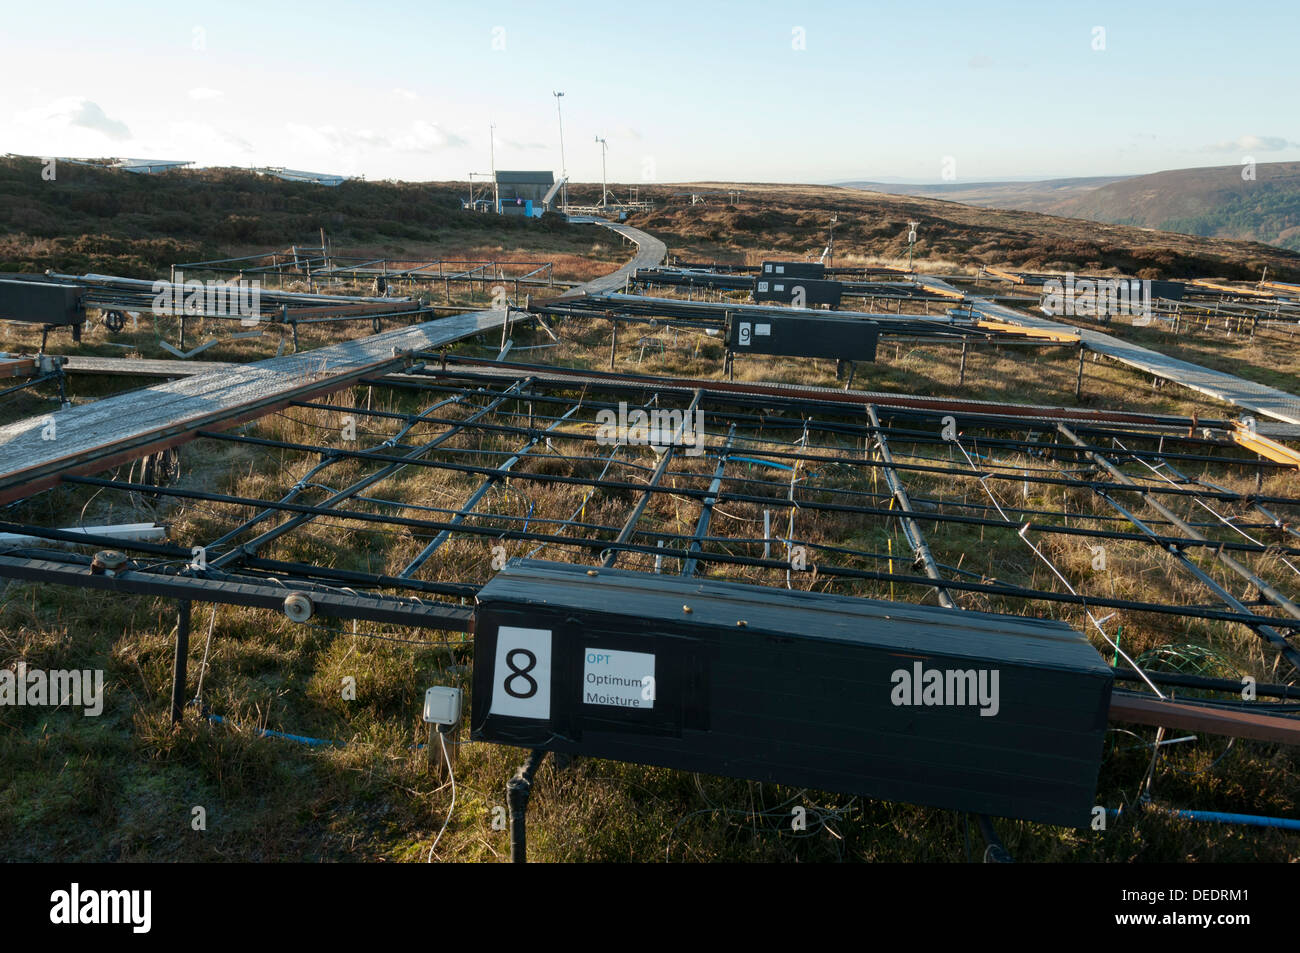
[4, 186, 1300, 863]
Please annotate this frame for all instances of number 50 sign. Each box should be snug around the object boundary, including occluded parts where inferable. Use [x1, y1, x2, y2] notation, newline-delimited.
[489, 626, 552, 720]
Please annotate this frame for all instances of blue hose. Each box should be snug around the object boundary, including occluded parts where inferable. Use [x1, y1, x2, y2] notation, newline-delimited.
[207, 713, 337, 747]
[1110, 805, 1300, 831]
[729, 456, 794, 471]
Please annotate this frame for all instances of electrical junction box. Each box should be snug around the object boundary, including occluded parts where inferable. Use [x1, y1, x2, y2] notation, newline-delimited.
[472, 559, 1113, 828]
[727, 312, 877, 362]
[423, 686, 462, 726]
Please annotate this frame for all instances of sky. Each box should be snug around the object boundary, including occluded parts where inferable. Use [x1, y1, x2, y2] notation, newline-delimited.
[2, 0, 1298, 187]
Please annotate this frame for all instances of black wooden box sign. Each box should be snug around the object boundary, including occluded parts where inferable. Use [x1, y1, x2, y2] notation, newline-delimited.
[726, 312, 878, 362]
[760, 261, 827, 279]
[472, 559, 1113, 827]
[753, 276, 843, 307]
[0, 278, 84, 326]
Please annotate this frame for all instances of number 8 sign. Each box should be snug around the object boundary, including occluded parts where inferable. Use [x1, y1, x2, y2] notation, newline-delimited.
[490, 626, 552, 720]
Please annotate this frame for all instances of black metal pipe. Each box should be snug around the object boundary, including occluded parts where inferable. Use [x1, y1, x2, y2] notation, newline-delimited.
[1112, 667, 1300, 700]
[49, 475, 1300, 629]
[507, 748, 548, 863]
[163, 433, 1300, 561]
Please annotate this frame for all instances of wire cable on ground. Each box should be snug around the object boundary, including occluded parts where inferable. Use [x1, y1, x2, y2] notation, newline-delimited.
[426, 729, 457, 862]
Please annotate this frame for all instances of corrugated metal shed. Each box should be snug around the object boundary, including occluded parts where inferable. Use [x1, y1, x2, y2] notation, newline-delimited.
[473, 559, 1113, 827]
[494, 170, 555, 186]
[495, 171, 555, 217]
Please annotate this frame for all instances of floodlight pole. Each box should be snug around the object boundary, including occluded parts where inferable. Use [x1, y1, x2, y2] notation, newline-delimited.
[595, 135, 608, 209]
[553, 91, 567, 212]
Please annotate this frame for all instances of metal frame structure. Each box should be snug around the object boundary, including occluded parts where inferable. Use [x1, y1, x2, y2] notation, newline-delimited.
[6, 221, 1300, 856]
[5, 360, 1300, 738]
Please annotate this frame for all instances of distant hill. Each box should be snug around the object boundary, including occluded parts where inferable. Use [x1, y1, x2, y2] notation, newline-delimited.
[841, 162, 1300, 253]
[619, 180, 1300, 282]
[836, 175, 1129, 214]
[1059, 161, 1300, 252]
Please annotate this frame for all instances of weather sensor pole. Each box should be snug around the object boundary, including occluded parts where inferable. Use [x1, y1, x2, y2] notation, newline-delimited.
[820, 214, 838, 265]
[595, 135, 608, 209]
[907, 221, 919, 273]
[490, 122, 498, 213]
[553, 91, 567, 212]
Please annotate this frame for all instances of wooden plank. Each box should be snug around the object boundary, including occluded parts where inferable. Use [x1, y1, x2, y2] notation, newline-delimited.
[63, 356, 235, 377]
[1109, 692, 1300, 745]
[982, 265, 1025, 285]
[1231, 424, 1300, 470]
[924, 277, 1300, 426]
[1192, 278, 1277, 298]
[975, 319, 1079, 343]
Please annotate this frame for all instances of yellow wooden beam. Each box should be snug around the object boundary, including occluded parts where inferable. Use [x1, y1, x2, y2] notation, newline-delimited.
[1232, 424, 1300, 470]
[1192, 279, 1277, 298]
[982, 265, 1024, 285]
[974, 319, 1080, 343]
[915, 280, 966, 300]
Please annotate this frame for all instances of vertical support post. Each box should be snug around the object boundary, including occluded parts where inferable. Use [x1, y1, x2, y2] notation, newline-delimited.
[1075, 342, 1085, 400]
[609, 317, 618, 369]
[171, 600, 191, 725]
[958, 339, 968, 385]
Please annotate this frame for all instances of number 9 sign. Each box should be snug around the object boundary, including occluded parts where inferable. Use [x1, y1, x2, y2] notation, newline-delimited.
[490, 626, 552, 719]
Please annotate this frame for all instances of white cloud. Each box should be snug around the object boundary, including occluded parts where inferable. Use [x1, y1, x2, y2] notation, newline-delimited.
[392, 88, 419, 101]
[1206, 135, 1298, 152]
[285, 123, 388, 152]
[188, 88, 224, 101]
[166, 120, 253, 156]
[17, 97, 130, 141]
[286, 119, 468, 155]
[392, 120, 467, 150]
[501, 137, 548, 151]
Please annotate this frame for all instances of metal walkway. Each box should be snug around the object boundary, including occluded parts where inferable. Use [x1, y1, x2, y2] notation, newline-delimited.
[0, 220, 665, 505]
[927, 278, 1300, 426]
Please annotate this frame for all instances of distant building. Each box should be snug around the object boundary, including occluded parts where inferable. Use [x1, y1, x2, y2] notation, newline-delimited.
[38, 156, 193, 174]
[254, 167, 348, 187]
[112, 158, 193, 174]
[494, 170, 555, 217]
